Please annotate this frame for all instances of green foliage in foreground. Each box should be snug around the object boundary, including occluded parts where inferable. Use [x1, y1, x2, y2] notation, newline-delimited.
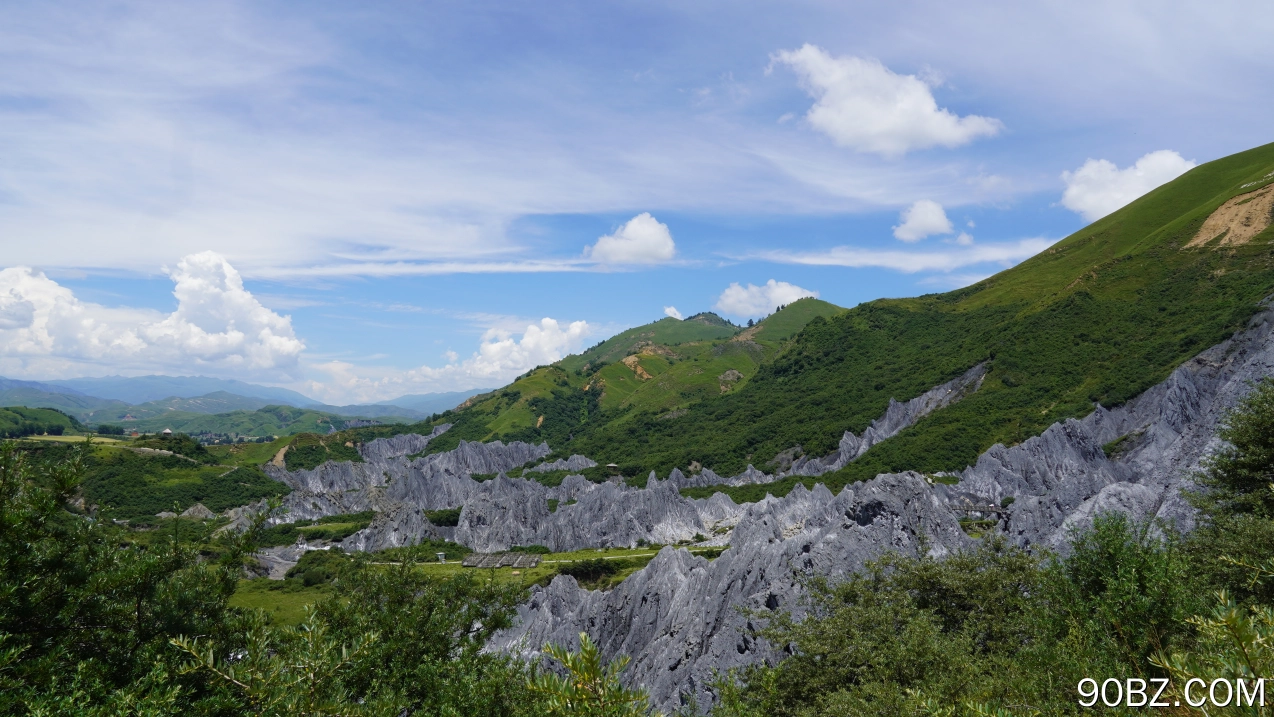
[712, 522, 1195, 717]
[713, 378, 1274, 717]
[0, 440, 559, 716]
[529, 632, 659, 717]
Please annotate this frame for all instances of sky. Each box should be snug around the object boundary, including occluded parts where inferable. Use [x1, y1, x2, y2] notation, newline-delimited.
[1, 0, 1271, 404]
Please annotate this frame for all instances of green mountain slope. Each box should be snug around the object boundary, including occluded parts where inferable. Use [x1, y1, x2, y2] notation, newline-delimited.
[394, 297, 844, 458]
[0, 387, 129, 421]
[0, 406, 82, 437]
[558, 315, 738, 372]
[125, 405, 412, 437]
[416, 141, 1274, 493]
[646, 142, 1274, 497]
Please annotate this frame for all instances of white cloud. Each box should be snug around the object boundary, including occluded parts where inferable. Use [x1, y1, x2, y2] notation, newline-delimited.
[303, 317, 592, 404]
[953, 232, 974, 246]
[584, 213, 676, 265]
[1060, 150, 1196, 222]
[0, 252, 304, 379]
[771, 44, 1003, 156]
[663, 306, 683, 320]
[714, 280, 818, 318]
[754, 237, 1055, 273]
[893, 200, 954, 241]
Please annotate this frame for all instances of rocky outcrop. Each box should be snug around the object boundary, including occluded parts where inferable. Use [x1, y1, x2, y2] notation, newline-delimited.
[341, 504, 448, 552]
[180, 503, 216, 520]
[453, 475, 714, 552]
[787, 361, 988, 477]
[663, 362, 988, 490]
[941, 305, 1274, 551]
[491, 473, 969, 712]
[527, 455, 598, 473]
[357, 425, 450, 462]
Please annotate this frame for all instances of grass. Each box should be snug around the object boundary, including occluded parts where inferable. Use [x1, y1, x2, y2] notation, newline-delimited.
[748, 298, 848, 342]
[229, 579, 332, 626]
[257, 511, 377, 547]
[230, 544, 728, 620]
[22, 434, 121, 443]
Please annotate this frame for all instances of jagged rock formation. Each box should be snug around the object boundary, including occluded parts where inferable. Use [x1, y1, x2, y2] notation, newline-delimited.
[785, 361, 988, 477]
[940, 304, 1274, 551]
[356, 425, 450, 462]
[526, 454, 598, 473]
[491, 474, 969, 711]
[663, 361, 988, 489]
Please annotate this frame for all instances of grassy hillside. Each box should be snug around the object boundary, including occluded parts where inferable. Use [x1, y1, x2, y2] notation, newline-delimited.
[418, 142, 1274, 493]
[558, 316, 738, 372]
[0, 406, 82, 438]
[16, 439, 290, 519]
[747, 298, 847, 341]
[123, 404, 412, 437]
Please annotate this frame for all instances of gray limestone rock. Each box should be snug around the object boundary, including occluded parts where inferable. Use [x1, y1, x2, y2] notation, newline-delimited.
[527, 455, 598, 473]
[357, 424, 450, 462]
[180, 503, 216, 520]
[490, 472, 969, 712]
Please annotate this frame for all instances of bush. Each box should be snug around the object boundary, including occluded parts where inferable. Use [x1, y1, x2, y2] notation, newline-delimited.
[510, 544, 551, 554]
[425, 507, 462, 526]
[285, 549, 349, 586]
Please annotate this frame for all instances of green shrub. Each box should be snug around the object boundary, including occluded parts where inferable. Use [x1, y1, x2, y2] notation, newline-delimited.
[510, 544, 551, 554]
[424, 507, 462, 526]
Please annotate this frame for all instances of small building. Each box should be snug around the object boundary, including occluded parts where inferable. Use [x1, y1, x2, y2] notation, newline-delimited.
[161, 428, 172, 436]
[606, 463, 620, 476]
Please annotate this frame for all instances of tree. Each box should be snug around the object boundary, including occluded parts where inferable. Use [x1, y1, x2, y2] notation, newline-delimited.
[528, 632, 657, 717]
[0, 439, 254, 713]
[1191, 377, 1274, 519]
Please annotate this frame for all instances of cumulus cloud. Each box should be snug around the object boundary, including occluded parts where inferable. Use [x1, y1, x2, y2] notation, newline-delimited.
[0, 251, 304, 378]
[714, 280, 818, 318]
[1061, 150, 1196, 222]
[754, 238, 1055, 273]
[771, 44, 1002, 156]
[304, 317, 592, 404]
[663, 306, 683, 320]
[584, 213, 676, 265]
[893, 200, 954, 241]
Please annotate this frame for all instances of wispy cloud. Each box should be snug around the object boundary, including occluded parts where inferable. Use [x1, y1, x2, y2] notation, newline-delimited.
[751, 238, 1056, 273]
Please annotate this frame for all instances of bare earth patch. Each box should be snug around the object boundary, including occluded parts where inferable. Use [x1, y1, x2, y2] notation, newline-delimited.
[621, 354, 653, 380]
[1185, 183, 1274, 249]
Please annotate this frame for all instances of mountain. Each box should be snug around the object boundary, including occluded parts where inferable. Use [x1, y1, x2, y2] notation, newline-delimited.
[41, 375, 321, 406]
[374, 389, 493, 415]
[123, 404, 414, 437]
[0, 385, 130, 419]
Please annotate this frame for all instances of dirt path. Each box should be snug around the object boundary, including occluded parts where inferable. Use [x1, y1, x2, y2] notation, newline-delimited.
[270, 444, 289, 468]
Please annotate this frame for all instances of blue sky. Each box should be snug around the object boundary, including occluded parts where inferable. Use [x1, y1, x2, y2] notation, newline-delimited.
[1, 0, 1271, 403]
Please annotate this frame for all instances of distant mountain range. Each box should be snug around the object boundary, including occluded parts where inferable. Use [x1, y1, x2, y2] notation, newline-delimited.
[41, 375, 321, 406]
[0, 374, 495, 429]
